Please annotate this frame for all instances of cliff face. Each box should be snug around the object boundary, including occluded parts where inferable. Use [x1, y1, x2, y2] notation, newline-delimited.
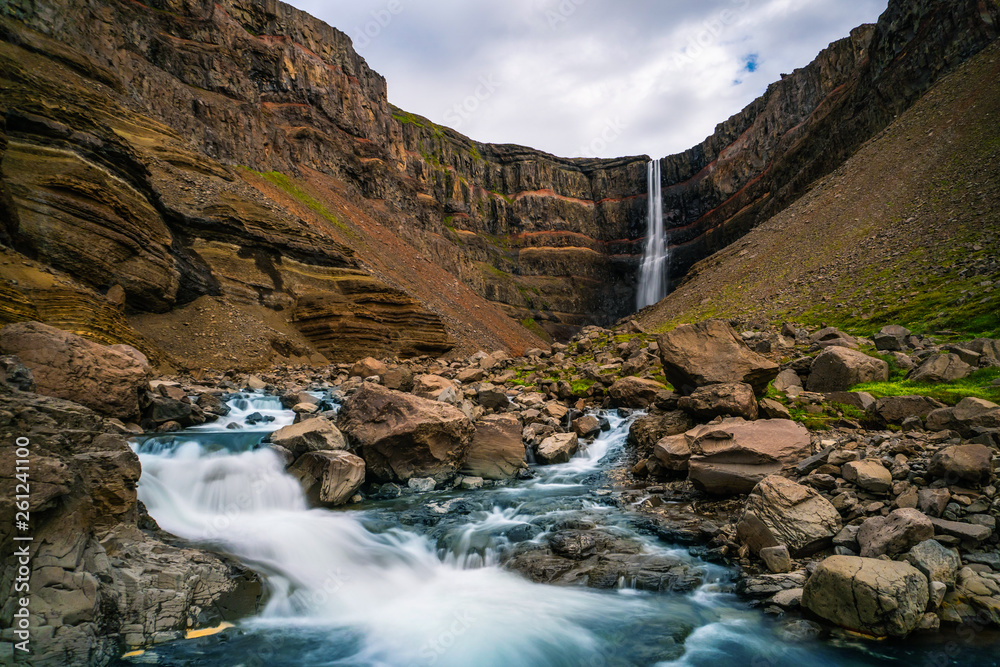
[0, 0, 997, 365]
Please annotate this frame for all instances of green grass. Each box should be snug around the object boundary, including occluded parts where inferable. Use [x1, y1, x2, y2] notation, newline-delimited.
[242, 168, 350, 233]
[852, 367, 1000, 406]
[520, 318, 553, 343]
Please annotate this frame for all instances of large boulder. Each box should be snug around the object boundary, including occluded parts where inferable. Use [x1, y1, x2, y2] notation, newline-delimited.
[874, 395, 947, 424]
[926, 398, 1000, 437]
[0, 321, 151, 420]
[652, 434, 692, 473]
[349, 357, 387, 379]
[412, 374, 460, 403]
[905, 539, 961, 588]
[928, 444, 994, 486]
[339, 384, 474, 483]
[656, 320, 779, 396]
[802, 556, 929, 638]
[737, 476, 842, 557]
[462, 414, 525, 480]
[269, 418, 348, 460]
[908, 354, 973, 383]
[536, 433, 579, 465]
[678, 382, 759, 421]
[289, 451, 365, 506]
[685, 419, 813, 495]
[874, 325, 911, 352]
[627, 411, 695, 458]
[857, 509, 934, 558]
[806, 347, 888, 393]
[607, 376, 670, 408]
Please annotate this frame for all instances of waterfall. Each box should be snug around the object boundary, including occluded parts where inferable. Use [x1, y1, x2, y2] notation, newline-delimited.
[637, 159, 667, 310]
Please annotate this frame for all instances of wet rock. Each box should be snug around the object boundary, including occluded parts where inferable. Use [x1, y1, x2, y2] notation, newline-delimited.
[685, 420, 812, 495]
[608, 376, 670, 409]
[269, 417, 348, 459]
[656, 320, 779, 396]
[806, 347, 888, 393]
[460, 476, 484, 490]
[548, 531, 598, 560]
[802, 556, 929, 638]
[738, 476, 842, 557]
[928, 444, 994, 486]
[290, 451, 366, 506]
[536, 433, 579, 465]
[408, 477, 436, 492]
[678, 382, 759, 421]
[340, 384, 474, 484]
[857, 508, 934, 558]
[0, 321, 151, 420]
[572, 414, 601, 438]
[463, 414, 526, 480]
[909, 354, 973, 383]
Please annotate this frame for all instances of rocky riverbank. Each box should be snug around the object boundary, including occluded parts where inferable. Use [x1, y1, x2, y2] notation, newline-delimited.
[1, 317, 999, 663]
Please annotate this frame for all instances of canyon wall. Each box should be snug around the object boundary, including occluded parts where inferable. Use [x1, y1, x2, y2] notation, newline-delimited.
[0, 0, 997, 366]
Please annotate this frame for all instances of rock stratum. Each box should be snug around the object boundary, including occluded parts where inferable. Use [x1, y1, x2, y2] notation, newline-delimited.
[0, 0, 998, 368]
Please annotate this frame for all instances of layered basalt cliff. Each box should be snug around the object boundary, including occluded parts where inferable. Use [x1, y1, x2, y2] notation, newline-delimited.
[0, 0, 997, 365]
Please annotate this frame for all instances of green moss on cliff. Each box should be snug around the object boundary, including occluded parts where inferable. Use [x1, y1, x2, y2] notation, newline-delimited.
[241, 168, 350, 234]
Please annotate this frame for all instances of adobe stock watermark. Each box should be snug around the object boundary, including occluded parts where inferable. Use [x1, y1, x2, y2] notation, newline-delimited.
[576, 117, 628, 157]
[10, 436, 34, 656]
[540, 0, 588, 31]
[442, 75, 503, 130]
[352, 0, 407, 51]
[419, 608, 477, 665]
[670, 0, 753, 71]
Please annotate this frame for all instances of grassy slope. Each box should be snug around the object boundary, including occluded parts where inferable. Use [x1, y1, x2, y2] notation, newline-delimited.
[638, 42, 1000, 341]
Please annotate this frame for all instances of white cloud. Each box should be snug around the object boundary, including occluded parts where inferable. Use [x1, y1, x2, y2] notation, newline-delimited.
[288, 0, 888, 159]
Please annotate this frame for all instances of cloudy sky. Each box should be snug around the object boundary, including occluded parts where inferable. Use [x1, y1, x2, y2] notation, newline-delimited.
[287, 0, 888, 159]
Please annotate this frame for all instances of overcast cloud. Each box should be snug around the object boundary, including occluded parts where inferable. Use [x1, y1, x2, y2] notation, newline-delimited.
[286, 0, 888, 159]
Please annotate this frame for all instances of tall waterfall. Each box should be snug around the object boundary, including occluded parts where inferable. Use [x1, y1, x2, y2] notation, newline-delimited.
[636, 159, 667, 310]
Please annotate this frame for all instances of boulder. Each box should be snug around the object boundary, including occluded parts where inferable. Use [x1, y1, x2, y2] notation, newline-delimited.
[607, 376, 669, 408]
[652, 434, 691, 473]
[773, 369, 803, 394]
[857, 509, 934, 558]
[349, 357, 387, 379]
[477, 385, 510, 411]
[759, 398, 792, 420]
[842, 459, 893, 494]
[802, 556, 929, 637]
[141, 395, 207, 429]
[289, 451, 365, 506]
[656, 320, 779, 396]
[269, 418, 348, 459]
[462, 414, 525, 480]
[339, 384, 474, 483]
[412, 375, 460, 403]
[930, 517, 992, 544]
[809, 327, 858, 349]
[685, 419, 812, 495]
[905, 539, 961, 588]
[678, 382, 758, 421]
[383, 366, 415, 392]
[572, 415, 602, 439]
[908, 354, 973, 383]
[536, 433, 579, 465]
[928, 444, 994, 486]
[738, 476, 842, 557]
[926, 398, 1000, 437]
[966, 338, 1000, 365]
[874, 396, 947, 424]
[627, 411, 695, 458]
[0, 321, 151, 420]
[806, 348, 888, 393]
[874, 325, 911, 352]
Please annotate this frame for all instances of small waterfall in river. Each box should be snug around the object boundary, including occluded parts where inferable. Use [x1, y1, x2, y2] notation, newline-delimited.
[637, 159, 667, 310]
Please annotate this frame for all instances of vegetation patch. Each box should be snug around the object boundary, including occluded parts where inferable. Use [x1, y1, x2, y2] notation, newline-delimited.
[520, 318, 552, 343]
[852, 368, 1000, 406]
[242, 168, 350, 234]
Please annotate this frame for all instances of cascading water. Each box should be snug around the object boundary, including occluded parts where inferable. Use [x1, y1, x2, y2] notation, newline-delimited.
[124, 395, 996, 667]
[637, 159, 667, 310]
